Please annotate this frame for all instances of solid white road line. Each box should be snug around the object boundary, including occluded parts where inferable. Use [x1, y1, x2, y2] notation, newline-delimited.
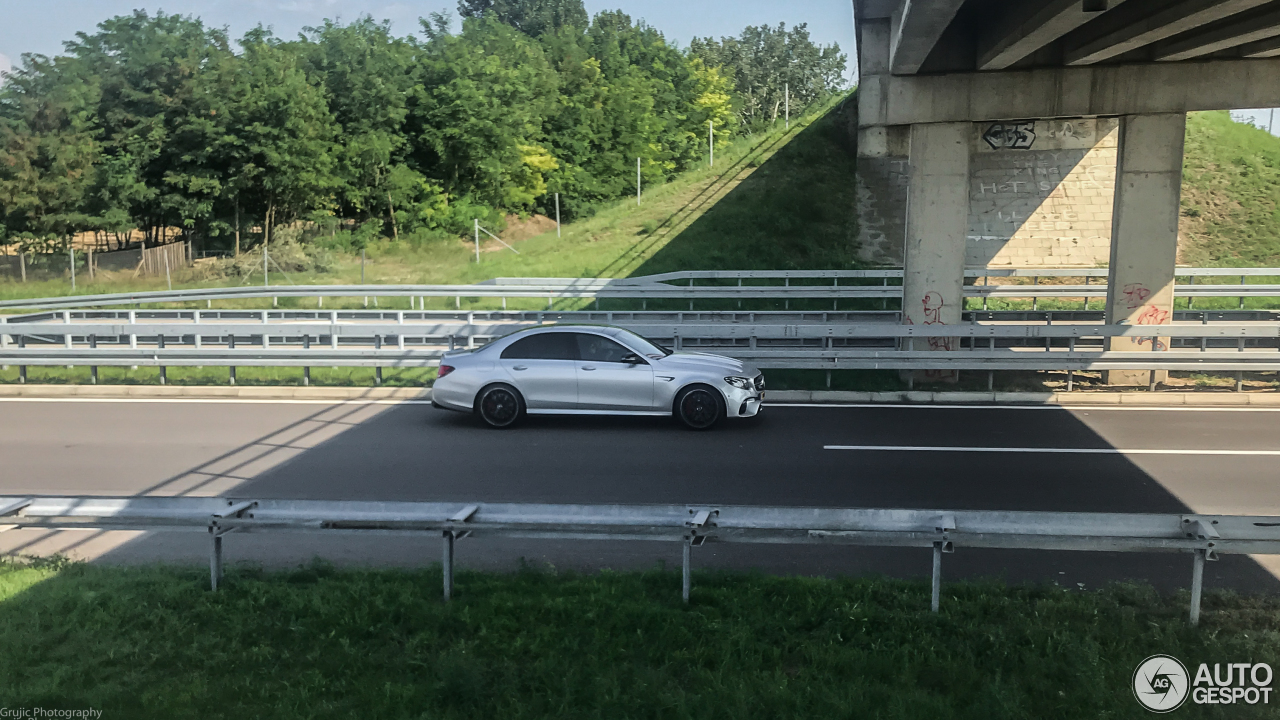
[824, 445, 1280, 456]
[773, 403, 1280, 412]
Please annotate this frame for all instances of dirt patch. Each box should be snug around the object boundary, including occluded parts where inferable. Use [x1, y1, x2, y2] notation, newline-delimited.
[502, 214, 558, 242]
[459, 214, 560, 254]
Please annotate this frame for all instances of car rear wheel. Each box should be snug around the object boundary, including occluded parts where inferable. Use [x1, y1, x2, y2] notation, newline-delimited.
[475, 384, 523, 428]
[675, 385, 724, 430]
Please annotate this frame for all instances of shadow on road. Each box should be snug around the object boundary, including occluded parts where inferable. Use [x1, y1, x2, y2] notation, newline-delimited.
[67, 401, 1280, 595]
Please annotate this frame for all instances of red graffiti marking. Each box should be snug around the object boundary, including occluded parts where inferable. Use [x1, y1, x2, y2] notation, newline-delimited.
[1122, 283, 1151, 309]
[1135, 305, 1169, 325]
[1133, 304, 1170, 350]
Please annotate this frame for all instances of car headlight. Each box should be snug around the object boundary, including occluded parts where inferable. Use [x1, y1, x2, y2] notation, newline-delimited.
[724, 376, 752, 389]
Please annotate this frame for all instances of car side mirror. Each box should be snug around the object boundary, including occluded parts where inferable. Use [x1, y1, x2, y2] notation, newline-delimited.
[621, 353, 646, 365]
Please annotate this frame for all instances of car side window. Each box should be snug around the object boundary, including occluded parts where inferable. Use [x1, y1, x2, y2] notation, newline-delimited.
[575, 334, 636, 363]
[501, 333, 579, 360]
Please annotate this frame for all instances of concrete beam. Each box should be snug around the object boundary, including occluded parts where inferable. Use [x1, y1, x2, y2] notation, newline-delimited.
[1241, 34, 1280, 56]
[978, 0, 1118, 71]
[871, 57, 1280, 125]
[855, 0, 898, 20]
[1064, 0, 1272, 66]
[1154, 5, 1280, 61]
[889, 0, 968, 75]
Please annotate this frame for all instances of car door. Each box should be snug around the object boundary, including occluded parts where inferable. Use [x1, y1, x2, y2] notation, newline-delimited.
[573, 332, 655, 411]
[498, 332, 579, 410]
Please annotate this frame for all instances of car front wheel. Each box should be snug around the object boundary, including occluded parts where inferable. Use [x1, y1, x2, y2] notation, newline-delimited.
[675, 385, 724, 430]
[475, 384, 523, 428]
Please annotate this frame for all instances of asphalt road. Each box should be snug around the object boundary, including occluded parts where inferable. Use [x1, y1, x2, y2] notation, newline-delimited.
[2, 398, 1278, 594]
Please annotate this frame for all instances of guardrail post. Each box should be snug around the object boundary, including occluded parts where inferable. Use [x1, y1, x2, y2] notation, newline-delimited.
[89, 334, 98, 384]
[375, 335, 383, 385]
[682, 537, 692, 604]
[17, 335, 26, 383]
[158, 334, 166, 385]
[303, 335, 311, 386]
[209, 528, 223, 592]
[1067, 338, 1076, 391]
[228, 335, 236, 385]
[931, 542, 943, 613]
[1236, 337, 1245, 392]
[442, 530, 455, 602]
[1189, 549, 1205, 627]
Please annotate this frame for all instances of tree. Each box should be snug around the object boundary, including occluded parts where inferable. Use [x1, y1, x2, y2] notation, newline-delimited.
[408, 17, 558, 214]
[690, 23, 847, 130]
[457, 0, 588, 37]
[0, 53, 100, 250]
[294, 18, 417, 230]
[218, 29, 339, 247]
[64, 10, 233, 244]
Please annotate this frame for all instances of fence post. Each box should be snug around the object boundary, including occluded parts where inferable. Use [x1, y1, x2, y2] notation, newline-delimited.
[555, 193, 561, 238]
[69, 247, 76, 291]
[19, 252, 26, 283]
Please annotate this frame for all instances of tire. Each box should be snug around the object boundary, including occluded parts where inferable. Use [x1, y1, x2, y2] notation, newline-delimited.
[475, 383, 524, 428]
[674, 385, 725, 430]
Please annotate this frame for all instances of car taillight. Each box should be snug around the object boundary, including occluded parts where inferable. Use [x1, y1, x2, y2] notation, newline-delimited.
[438, 365, 455, 378]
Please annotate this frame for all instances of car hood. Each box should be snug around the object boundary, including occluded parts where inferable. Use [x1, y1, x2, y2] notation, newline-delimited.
[654, 352, 759, 376]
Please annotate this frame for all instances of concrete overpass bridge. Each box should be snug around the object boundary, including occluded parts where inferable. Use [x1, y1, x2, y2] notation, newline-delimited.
[855, 0, 1280, 382]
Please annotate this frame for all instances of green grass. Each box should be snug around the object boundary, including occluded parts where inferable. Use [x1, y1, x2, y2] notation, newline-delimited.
[2, 558, 1278, 719]
[1181, 111, 1280, 267]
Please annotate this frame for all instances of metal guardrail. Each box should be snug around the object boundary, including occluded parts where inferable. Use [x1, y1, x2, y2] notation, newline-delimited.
[1, 317, 1277, 380]
[2, 268, 1279, 311]
[2, 495, 1274, 624]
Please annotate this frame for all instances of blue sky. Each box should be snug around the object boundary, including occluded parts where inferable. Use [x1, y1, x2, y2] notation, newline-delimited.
[0, 0, 858, 80]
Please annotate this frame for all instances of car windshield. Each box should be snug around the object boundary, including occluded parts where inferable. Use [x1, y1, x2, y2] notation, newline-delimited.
[614, 329, 672, 358]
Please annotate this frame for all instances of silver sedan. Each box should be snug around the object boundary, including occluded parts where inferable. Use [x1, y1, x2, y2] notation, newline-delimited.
[431, 325, 765, 429]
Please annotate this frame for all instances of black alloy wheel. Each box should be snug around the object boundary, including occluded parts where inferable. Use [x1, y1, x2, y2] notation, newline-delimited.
[477, 385, 522, 428]
[676, 386, 724, 430]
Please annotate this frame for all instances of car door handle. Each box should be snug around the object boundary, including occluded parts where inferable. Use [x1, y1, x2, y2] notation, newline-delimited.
[512, 365, 528, 371]
[581, 366, 597, 371]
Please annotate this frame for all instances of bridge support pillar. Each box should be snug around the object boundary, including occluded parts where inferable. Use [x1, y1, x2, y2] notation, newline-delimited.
[901, 121, 969, 383]
[1104, 114, 1186, 386]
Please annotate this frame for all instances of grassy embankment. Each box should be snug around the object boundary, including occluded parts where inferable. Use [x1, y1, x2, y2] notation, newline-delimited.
[2, 557, 1278, 719]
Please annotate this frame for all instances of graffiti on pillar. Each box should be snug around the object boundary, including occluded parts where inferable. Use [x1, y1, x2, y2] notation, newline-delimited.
[921, 292, 956, 352]
[1121, 283, 1151, 309]
[982, 122, 1037, 150]
[1134, 304, 1170, 350]
[1135, 304, 1169, 326]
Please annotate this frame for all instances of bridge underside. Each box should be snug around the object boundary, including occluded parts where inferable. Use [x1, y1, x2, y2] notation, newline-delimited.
[855, 0, 1280, 383]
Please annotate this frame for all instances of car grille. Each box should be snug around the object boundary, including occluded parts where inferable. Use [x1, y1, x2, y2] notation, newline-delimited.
[754, 375, 765, 392]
